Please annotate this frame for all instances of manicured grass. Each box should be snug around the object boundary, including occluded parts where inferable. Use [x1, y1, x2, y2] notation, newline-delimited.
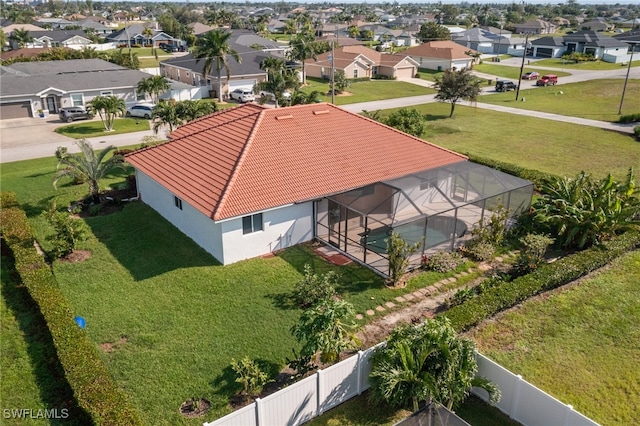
[480, 78, 640, 122]
[105, 47, 172, 58]
[464, 250, 640, 426]
[302, 78, 435, 104]
[473, 63, 571, 80]
[1, 254, 90, 425]
[54, 118, 151, 138]
[416, 68, 445, 82]
[531, 57, 640, 71]
[374, 103, 640, 180]
[138, 57, 161, 69]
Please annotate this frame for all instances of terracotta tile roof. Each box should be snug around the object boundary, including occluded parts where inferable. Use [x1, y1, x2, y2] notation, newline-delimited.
[404, 41, 477, 60]
[126, 103, 467, 221]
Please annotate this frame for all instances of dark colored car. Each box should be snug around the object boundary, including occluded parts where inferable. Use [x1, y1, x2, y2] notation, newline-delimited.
[59, 106, 94, 123]
[495, 80, 517, 92]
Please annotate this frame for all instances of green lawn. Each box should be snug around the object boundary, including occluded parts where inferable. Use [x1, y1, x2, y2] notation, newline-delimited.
[465, 250, 640, 426]
[105, 47, 172, 58]
[473, 63, 571, 80]
[480, 78, 640, 122]
[55, 118, 151, 139]
[1, 254, 90, 426]
[301, 78, 435, 104]
[374, 103, 640, 180]
[531, 57, 640, 71]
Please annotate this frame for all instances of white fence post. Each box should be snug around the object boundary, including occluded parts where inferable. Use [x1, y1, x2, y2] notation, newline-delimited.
[509, 374, 523, 420]
[255, 398, 263, 425]
[316, 369, 324, 416]
[356, 351, 364, 394]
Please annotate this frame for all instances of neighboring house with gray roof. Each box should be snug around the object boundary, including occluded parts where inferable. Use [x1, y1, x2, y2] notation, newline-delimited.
[105, 23, 176, 47]
[451, 27, 511, 54]
[531, 30, 631, 63]
[0, 59, 151, 119]
[11, 30, 92, 50]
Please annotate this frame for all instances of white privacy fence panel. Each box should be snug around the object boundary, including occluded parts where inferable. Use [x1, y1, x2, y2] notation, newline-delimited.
[472, 354, 599, 426]
[205, 347, 598, 426]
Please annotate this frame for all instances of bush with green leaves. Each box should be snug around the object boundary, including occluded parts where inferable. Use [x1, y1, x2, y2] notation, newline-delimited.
[634, 125, 640, 141]
[291, 298, 361, 364]
[515, 233, 555, 274]
[386, 232, 422, 285]
[41, 201, 86, 258]
[471, 205, 510, 247]
[383, 108, 427, 137]
[446, 286, 475, 308]
[422, 250, 464, 273]
[292, 264, 338, 308]
[617, 113, 640, 124]
[230, 357, 271, 401]
[460, 240, 495, 262]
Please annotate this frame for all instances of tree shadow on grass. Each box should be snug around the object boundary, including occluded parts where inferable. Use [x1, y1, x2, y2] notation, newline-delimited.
[85, 202, 219, 281]
[424, 114, 450, 121]
[0, 245, 92, 425]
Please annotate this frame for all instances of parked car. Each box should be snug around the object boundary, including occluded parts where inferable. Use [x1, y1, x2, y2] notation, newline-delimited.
[536, 75, 558, 86]
[159, 43, 178, 53]
[125, 103, 155, 119]
[59, 106, 94, 123]
[522, 71, 540, 80]
[229, 89, 255, 103]
[259, 90, 292, 100]
[495, 80, 517, 92]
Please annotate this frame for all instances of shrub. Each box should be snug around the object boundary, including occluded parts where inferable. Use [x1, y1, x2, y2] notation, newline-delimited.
[471, 205, 509, 247]
[414, 72, 421, 79]
[41, 201, 87, 258]
[386, 232, 422, 285]
[422, 250, 463, 273]
[514, 233, 555, 274]
[617, 113, 640, 124]
[460, 240, 495, 261]
[634, 125, 640, 141]
[230, 357, 271, 401]
[443, 230, 640, 332]
[0, 192, 143, 425]
[292, 264, 338, 308]
[446, 286, 475, 308]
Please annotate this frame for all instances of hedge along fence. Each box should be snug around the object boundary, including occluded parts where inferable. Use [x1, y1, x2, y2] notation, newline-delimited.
[464, 154, 559, 190]
[0, 192, 143, 426]
[443, 230, 640, 332]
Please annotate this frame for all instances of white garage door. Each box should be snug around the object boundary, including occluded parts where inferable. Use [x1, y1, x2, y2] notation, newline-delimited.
[228, 79, 257, 92]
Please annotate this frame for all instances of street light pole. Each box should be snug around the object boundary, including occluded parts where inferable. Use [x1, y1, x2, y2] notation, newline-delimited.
[515, 33, 530, 101]
[618, 42, 636, 116]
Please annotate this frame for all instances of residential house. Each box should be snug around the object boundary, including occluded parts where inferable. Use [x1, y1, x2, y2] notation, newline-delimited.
[35, 18, 75, 29]
[403, 41, 478, 71]
[0, 59, 151, 119]
[189, 22, 216, 36]
[226, 29, 287, 56]
[304, 45, 418, 80]
[76, 18, 114, 35]
[10, 30, 92, 50]
[513, 19, 557, 35]
[2, 23, 46, 36]
[125, 103, 532, 275]
[581, 18, 613, 32]
[531, 30, 631, 63]
[451, 27, 511, 54]
[105, 23, 176, 47]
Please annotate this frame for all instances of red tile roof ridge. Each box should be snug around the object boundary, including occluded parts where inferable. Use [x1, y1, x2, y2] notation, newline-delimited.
[212, 107, 265, 220]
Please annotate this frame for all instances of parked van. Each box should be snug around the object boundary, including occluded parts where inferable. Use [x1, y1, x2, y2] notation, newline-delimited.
[536, 75, 558, 86]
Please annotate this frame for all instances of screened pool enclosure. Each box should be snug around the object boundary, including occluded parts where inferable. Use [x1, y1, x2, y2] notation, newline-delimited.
[315, 161, 533, 277]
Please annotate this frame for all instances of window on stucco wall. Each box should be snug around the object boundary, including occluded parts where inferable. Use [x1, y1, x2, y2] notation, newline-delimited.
[242, 213, 263, 235]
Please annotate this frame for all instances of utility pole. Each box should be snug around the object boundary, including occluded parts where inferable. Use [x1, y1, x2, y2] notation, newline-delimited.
[618, 42, 636, 115]
[330, 38, 335, 104]
[515, 32, 530, 101]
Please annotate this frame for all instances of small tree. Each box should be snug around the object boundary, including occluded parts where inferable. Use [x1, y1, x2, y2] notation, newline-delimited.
[417, 22, 450, 42]
[331, 70, 351, 94]
[86, 95, 126, 131]
[515, 233, 555, 274]
[41, 200, 87, 258]
[53, 139, 126, 204]
[136, 75, 170, 103]
[386, 232, 422, 286]
[292, 264, 338, 308]
[384, 108, 427, 137]
[230, 357, 271, 402]
[291, 298, 360, 364]
[433, 68, 483, 118]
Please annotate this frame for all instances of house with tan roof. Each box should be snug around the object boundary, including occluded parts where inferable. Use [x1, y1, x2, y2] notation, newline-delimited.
[125, 103, 533, 275]
[403, 41, 478, 71]
[304, 45, 418, 80]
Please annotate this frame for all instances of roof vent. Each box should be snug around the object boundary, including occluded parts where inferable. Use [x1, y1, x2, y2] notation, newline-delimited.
[275, 115, 294, 120]
[313, 110, 330, 115]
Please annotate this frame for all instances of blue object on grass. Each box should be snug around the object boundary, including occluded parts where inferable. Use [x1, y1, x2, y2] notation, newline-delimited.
[74, 316, 86, 329]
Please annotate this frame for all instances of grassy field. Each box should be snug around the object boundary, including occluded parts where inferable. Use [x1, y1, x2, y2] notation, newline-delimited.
[480, 78, 640, 122]
[105, 47, 172, 58]
[473, 63, 572, 80]
[374, 103, 640, 179]
[465, 250, 640, 426]
[531, 57, 640, 71]
[55, 118, 151, 138]
[302, 78, 435, 104]
[1, 254, 90, 426]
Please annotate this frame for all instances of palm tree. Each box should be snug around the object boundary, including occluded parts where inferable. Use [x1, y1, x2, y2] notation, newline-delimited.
[137, 75, 171, 103]
[291, 89, 322, 105]
[176, 100, 217, 122]
[288, 33, 317, 85]
[142, 26, 154, 46]
[9, 28, 33, 48]
[193, 29, 242, 103]
[86, 95, 126, 131]
[254, 72, 298, 108]
[347, 25, 360, 39]
[260, 56, 286, 74]
[151, 100, 181, 134]
[53, 139, 126, 204]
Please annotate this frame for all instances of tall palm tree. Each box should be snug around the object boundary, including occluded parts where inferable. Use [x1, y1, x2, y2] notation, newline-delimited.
[142, 26, 154, 46]
[53, 139, 126, 204]
[151, 100, 181, 134]
[9, 28, 33, 48]
[288, 33, 317, 85]
[176, 99, 217, 122]
[254, 72, 297, 108]
[86, 95, 126, 131]
[193, 29, 241, 103]
[137, 75, 171, 103]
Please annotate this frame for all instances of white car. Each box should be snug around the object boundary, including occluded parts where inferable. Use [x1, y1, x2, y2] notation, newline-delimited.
[229, 89, 255, 103]
[126, 103, 155, 119]
[259, 90, 291, 100]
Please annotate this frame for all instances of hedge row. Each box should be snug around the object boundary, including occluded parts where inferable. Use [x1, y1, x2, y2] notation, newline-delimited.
[464, 154, 559, 190]
[0, 192, 143, 426]
[443, 230, 640, 332]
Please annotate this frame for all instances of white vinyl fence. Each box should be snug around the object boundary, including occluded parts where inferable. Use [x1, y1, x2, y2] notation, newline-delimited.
[204, 349, 599, 426]
[472, 354, 599, 426]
